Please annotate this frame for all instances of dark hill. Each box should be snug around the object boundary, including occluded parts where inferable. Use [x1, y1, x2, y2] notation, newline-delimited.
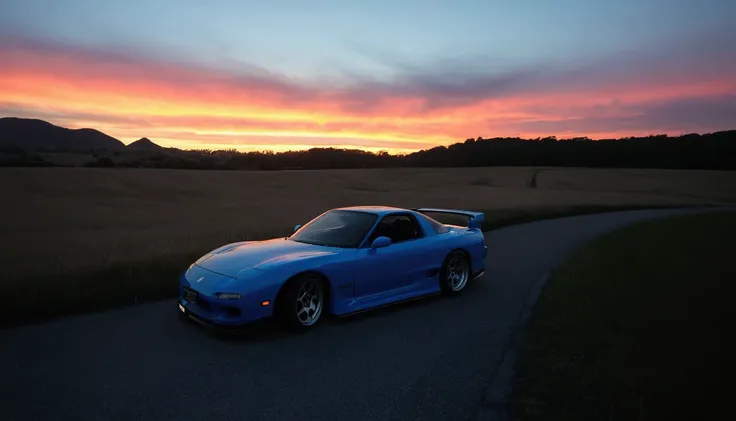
[127, 137, 163, 150]
[0, 117, 125, 151]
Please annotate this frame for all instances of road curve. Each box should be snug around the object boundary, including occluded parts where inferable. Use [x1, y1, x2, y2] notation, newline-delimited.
[0, 208, 726, 421]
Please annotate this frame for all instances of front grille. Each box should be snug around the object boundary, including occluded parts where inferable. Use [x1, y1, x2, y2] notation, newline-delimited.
[182, 287, 198, 303]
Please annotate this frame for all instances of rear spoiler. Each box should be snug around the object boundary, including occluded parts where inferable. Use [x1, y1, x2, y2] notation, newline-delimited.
[413, 208, 485, 230]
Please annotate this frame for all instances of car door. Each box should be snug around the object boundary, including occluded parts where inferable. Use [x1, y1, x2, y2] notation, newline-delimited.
[352, 213, 429, 299]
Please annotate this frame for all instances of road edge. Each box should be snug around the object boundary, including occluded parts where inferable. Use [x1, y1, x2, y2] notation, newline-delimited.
[473, 270, 551, 421]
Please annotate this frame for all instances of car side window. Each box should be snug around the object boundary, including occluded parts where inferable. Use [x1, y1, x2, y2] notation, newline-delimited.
[367, 214, 424, 245]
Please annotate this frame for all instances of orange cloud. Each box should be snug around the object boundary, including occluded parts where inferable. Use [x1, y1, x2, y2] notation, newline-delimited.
[1, 40, 735, 153]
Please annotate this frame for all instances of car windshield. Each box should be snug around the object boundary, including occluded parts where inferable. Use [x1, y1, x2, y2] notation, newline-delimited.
[289, 210, 377, 248]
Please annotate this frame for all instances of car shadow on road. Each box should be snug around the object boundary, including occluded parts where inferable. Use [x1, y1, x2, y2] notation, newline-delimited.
[203, 289, 472, 344]
[191, 317, 293, 343]
[202, 305, 430, 344]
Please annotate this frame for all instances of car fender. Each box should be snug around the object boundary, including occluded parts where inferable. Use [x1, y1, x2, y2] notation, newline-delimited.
[239, 250, 356, 313]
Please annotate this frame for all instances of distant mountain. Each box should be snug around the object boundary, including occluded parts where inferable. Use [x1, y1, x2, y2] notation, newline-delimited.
[0, 117, 125, 151]
[127, 137, 163, 150]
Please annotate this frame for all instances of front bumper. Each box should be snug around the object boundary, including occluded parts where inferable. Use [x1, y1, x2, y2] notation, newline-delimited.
[177, 301, 232, 328]
[177, 264, 276, 328]
[178, 292, 271, 328]
[177, 274, 273, 327]
[178, 302, 261, 334]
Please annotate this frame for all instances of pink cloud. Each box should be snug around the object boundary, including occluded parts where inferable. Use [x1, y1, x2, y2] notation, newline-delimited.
[1, 37, 734, 152]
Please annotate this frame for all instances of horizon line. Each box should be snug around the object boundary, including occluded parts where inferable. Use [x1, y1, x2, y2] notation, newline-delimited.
[2, 115, 733, 156]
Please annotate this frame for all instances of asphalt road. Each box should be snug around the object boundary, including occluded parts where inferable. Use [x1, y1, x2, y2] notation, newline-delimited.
[0, 208, 724, 421]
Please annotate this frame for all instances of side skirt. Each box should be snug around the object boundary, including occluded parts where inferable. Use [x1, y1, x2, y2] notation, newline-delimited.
[336, 291, 442, 318]
[337, 271, 486, 318]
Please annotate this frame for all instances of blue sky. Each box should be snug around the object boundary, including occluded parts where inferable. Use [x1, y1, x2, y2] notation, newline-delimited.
[3, 0, 734, 80]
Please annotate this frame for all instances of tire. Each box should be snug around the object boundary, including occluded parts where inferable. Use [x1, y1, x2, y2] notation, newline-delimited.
[276, 274, 326, 332]
[439, 250, 471, 294]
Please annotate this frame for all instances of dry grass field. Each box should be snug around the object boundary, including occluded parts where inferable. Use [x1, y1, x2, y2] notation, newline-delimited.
[1, 166, 734, 325]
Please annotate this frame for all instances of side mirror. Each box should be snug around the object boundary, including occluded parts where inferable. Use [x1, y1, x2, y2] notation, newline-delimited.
[293, 224, 302, 233]
[370, 236, 392, 249]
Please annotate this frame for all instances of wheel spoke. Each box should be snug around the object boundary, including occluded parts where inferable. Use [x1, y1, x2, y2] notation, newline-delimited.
[293, 279, 324, 326]
[446, 255, 470, 291]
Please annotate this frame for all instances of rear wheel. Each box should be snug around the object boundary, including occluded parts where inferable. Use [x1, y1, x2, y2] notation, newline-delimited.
[440, 250, 470, 294]
[276, 274, 326, 332]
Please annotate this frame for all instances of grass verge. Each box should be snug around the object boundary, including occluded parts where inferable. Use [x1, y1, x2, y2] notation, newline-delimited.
[510, 211, 736, 420]
[1, 204, 704, 328]
[4, 253, 202, 328]
[478, 203, 694, 231]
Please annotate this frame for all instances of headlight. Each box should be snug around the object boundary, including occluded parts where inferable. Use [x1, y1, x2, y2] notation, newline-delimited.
[216, 293, 242, 300]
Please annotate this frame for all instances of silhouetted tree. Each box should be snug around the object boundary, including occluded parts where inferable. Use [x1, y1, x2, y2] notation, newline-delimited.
[3, 130, 735, 170]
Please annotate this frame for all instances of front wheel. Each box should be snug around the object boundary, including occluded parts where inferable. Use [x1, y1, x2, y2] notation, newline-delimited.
[440, 250, 470, 294]
[276, 274, 326, 332]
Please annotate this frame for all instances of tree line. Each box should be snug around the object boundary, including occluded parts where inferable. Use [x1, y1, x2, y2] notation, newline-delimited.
[2, 131, 734, 170]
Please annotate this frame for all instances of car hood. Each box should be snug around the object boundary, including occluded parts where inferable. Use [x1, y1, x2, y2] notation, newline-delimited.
[195, 238, 341, 277]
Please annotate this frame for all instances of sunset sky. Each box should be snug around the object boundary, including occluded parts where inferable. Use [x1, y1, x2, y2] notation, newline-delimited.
[1, 0, 735, 153]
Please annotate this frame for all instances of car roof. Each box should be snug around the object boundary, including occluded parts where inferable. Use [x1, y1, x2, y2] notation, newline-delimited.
[332, 205, 413, 216]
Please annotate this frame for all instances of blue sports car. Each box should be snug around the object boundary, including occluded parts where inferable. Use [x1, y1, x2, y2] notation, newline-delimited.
[178, 206, 487, 331]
